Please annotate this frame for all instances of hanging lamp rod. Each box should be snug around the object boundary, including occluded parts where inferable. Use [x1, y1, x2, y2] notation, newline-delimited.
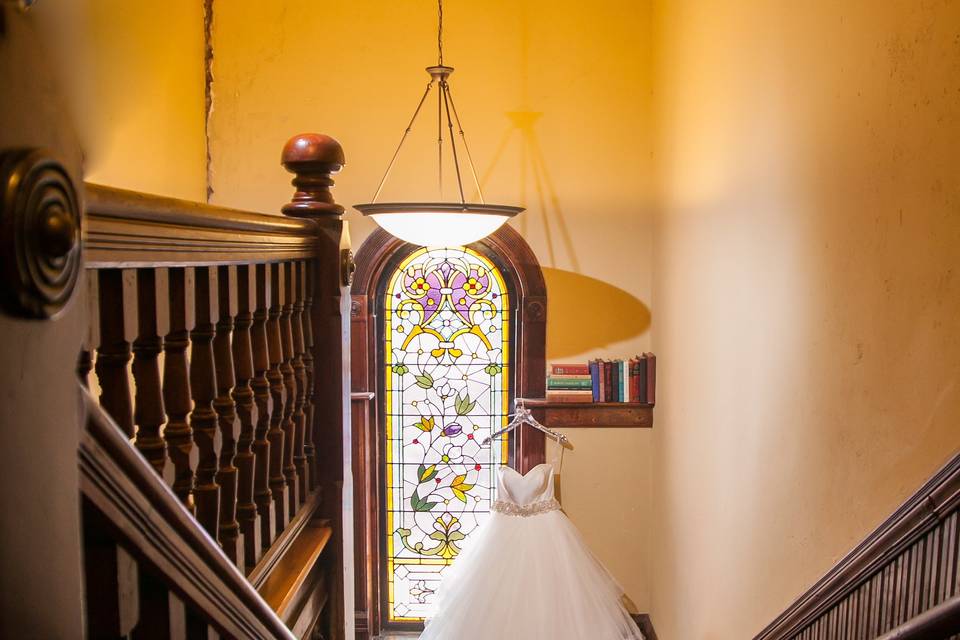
[369, 0, 485, 206]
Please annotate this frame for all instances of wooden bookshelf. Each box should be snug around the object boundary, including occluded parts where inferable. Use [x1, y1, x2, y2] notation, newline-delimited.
[521, 399, 654, 428]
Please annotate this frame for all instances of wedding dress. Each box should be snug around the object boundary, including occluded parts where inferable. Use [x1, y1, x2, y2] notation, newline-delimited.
[419, 455, 645, 640]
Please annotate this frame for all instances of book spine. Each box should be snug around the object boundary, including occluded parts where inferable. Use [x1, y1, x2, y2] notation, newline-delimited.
[611, 360, 619, 403]
[545, 391, 594, 403]
[631, 358, 640, 403]
[590, 360, 600, 402]
[646, 352, 656, 405]
[598, 360, 606, 401]
[550, 364, 591, 376]
[547, 377, 593, 390]
[620, 360, 630, 402]
[606, 361, 614, 402]
[638, 354, 648, 404]
[547, 374, 593, 381]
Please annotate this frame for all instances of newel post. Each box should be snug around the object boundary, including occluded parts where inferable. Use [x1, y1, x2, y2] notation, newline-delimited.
[281, 133, 354, 640]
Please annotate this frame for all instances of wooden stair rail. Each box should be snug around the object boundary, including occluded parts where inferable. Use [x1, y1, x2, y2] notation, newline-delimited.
[755, 450, 960, 640]
[874, 594, 960, 640]
[77, 132, 354, 639]
[80, 388, 295, 639]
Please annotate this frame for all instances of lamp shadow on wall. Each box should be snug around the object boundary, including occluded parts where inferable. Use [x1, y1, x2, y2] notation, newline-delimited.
[478, 110, 581, 271]
[543, 267, 650, 359]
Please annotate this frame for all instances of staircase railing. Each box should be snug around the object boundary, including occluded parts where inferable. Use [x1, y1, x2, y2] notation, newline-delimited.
[755, 450, 960, 640]
[81, 389, 295, 639]
[76, 134, 354, 639]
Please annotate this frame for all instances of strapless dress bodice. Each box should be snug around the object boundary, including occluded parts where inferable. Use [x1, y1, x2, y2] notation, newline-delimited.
[491, 463, 559, 517]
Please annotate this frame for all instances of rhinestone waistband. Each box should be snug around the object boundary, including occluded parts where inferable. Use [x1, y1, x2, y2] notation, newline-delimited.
[491, 497, 561, 517]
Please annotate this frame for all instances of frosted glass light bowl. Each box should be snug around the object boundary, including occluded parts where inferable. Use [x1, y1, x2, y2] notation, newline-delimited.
[354, 202, 524, 247]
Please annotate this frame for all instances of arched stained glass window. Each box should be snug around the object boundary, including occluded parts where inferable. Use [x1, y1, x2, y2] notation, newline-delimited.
[383, 246, 511, 623]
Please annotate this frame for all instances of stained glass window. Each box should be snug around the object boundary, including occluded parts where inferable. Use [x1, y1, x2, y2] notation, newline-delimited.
[383, 246, 511, 623]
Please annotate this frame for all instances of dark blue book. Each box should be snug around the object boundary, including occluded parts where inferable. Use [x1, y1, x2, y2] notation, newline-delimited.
[589, 360, 600, 402]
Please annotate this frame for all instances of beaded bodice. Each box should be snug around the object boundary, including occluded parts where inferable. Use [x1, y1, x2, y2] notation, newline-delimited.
[491, 463, 560, 517]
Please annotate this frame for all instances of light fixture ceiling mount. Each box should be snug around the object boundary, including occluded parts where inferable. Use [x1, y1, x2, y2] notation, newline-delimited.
[354, 0, 524, 247]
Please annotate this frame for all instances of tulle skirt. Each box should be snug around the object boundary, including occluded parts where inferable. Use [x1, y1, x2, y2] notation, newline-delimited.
[419, 509, 645, 640]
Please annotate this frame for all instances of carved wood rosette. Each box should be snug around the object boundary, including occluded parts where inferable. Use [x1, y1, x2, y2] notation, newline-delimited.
[0, 149, 81, 319]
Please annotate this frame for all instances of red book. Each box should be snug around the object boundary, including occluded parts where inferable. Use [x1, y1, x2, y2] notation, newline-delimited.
[550, 363, 590, 376]
[638, 354, 648, 404]
[603, 360, 613, 402]
[630, 357, 640, 403]
[645, 352, 656, 406]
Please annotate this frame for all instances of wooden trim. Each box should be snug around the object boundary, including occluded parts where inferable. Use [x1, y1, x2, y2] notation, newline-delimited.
[248, 489, 325, 589]
[521, 400, 654, 428]
[258, 521, 332, 620]
[79, 388, 294, 639]
[875, 593, 960, 639]
[350, 225, 548, 636]
[754, 450, 960, 639]
[632, 614, 659, 640]
[84, 183, 318, 267]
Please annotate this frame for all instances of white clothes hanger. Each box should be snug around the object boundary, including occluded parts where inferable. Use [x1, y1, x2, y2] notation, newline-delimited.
[481, 398, 570, 446]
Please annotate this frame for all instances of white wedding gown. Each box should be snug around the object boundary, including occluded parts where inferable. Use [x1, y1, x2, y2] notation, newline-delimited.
[419, 459, 645, 640]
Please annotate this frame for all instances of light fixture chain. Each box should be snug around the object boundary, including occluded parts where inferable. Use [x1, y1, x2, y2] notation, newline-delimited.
[438, 77, 444, 198]
[438, 0, 444, 66]
[372, 80, 436, 203]
[441, 81, 467, 205]
[444, 82, 486, 204]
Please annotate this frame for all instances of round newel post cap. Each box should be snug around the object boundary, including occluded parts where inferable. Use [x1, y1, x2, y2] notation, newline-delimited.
[281, 133, 345, 218]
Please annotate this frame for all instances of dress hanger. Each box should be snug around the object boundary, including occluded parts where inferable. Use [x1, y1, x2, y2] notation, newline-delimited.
[481, 398, 570, 446]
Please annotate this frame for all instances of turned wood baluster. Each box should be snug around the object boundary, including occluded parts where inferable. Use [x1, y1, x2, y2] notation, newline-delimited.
[163, 267, 196, 510]
[132, 269, 168, 476]
[267, 263, 290, 533]
[213, 265, 242, 567]
[190, 267, 221, 539]
[302, 260, 317, 489]
[280, 261, 301, 516]
[292, 260, 309, 502]
[233, 264, 261, 568]
[94, 269, 136, 437]
[251, 263, 276, 548]
[80, 272, 99, 389]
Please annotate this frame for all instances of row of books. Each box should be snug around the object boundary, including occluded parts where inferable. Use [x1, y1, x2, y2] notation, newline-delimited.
[545, 354, 657, 404]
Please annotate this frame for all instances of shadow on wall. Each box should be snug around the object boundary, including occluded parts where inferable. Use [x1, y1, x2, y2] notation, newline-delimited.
[543, 267, 650, 359]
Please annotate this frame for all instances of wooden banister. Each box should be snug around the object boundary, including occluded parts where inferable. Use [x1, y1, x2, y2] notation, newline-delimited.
[755, 451, 960, 640]
[80, 389, 295, 639]
[875, 594, 960, 639]
[77, 132, 352, 639]
[84, 184, 317, 267]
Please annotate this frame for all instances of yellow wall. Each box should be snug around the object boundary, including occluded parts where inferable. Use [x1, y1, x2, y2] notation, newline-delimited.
[649, 1, 960, 637]
[209, 0, 656, 610]
[32, 0, 207, 200]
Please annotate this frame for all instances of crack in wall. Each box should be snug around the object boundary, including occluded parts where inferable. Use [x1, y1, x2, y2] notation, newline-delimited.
[203, 0, 214, 202]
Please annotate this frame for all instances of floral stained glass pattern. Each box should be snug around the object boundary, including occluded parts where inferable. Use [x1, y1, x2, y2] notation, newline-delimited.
[384, 246, 510, 623]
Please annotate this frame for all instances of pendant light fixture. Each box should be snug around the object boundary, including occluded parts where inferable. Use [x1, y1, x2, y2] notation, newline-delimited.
[354, 0, 523, 247]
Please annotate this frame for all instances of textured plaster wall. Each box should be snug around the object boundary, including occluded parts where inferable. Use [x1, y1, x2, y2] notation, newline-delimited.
[31, 0, 207, 200]
[649, 1, 960, 637]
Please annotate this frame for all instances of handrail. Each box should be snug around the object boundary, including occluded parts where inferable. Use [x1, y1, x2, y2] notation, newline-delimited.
[874, 594, 960, 640]
[79, 388, 295, 639]
[754, 450, 960, 640]
[84, 183, 319, 267]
